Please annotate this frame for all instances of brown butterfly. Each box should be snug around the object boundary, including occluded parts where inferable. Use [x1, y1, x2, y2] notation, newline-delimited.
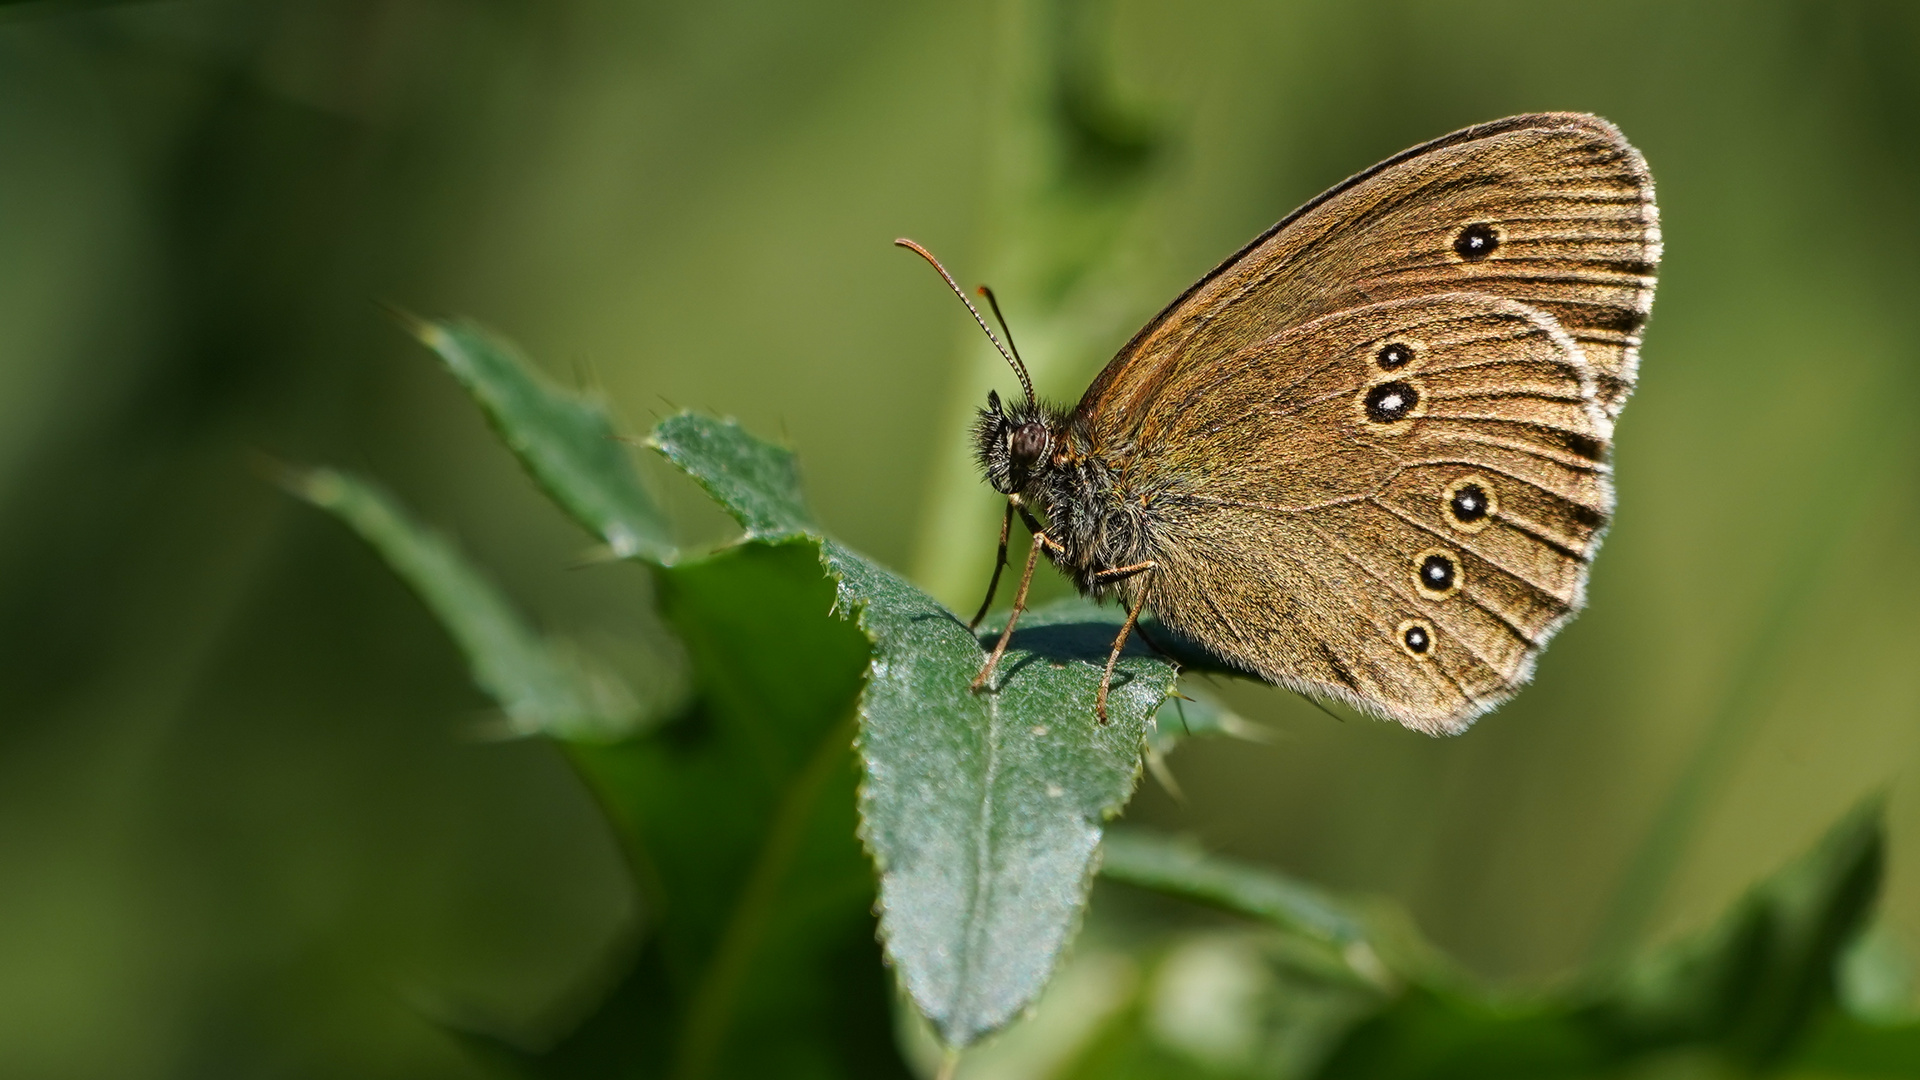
[900, 112, 1659, 733]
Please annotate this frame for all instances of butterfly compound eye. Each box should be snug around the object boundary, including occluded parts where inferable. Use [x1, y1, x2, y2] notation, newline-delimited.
[1453, 223, 1500, 261]
[1010, 422, 1048, 463]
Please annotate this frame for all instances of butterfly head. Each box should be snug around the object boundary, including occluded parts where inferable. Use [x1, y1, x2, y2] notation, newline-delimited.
[975, 390, 1056, 495]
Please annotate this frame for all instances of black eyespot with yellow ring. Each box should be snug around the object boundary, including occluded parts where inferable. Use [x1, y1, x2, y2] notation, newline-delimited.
[1356, 375, 1429, 437]
[1441, 476, 1498, 533]
[1413, 549, 1462, 599]
[1454, 222, 1500, 261]
[1364, 381, 1418, 422]
[1398, 619, 1436, 659]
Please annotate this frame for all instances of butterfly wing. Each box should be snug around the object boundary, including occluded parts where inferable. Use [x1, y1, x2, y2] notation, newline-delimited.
[1125, 294, 1613, 733]
[1080, 113, 1659, 433]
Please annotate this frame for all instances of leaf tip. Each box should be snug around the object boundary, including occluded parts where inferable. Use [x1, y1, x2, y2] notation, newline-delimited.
[251, 450, 308, 493]
[376, 300, 435, 343]
[270, 459, 346, 508]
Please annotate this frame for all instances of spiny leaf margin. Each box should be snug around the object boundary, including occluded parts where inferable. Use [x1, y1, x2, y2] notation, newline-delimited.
[409, 316, 674, 562]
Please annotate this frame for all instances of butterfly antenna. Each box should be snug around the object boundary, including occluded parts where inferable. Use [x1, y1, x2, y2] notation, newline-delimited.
[894, 238, 1035, 406]
[976, 284, 1025, 368]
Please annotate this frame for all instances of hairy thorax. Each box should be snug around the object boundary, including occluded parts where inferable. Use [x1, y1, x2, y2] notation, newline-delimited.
[1027, 418, 1159, 599]
[972, 392, 1163, 601]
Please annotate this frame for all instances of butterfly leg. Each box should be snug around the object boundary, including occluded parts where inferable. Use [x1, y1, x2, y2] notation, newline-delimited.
[968, 499, 1016, 630]
[1091, 562, 1157, 724]
[972, 527, 1050, 693]
[1011, 500, 1062, 554]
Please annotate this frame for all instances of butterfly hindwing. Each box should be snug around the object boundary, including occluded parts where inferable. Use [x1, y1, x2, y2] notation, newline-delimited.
[1125, 294, 1612, 732]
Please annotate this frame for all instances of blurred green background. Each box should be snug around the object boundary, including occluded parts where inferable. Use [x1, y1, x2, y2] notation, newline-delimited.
[0, 0, 1916, 1075]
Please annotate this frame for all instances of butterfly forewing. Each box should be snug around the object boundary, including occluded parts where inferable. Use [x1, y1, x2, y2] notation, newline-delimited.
[1080, 113, 1658, 433]
[1124, 294, 1615, 732]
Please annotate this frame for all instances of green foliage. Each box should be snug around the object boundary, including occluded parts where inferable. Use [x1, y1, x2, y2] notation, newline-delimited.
[849, 586, 1172, 1046]
[649, 413, 816, 542]
[1066, 804, 1920, 1079]
[413, 317, 674, 562]
[1100, 830, 1387, 985]
[304, 330, 906, 1074]
[1309, 801, 1896, 1078]
[650, 411, 1180, 1047]
[1591, 800, 1886, 1069]
[307, 322, 1189, 1062]
[296, 319, 1920, 1076]
[528, 539, 895, 1080]
[286, 466, 642, 741]
[9, 1, 1920, 1076]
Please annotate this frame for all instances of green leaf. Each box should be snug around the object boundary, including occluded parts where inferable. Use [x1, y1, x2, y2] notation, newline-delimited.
[490, 540, 905, 1079]
[649, 412, 815, 540]
[287, 466, 642, 740]
[649, 411, 1181, 1048]
[836, 549, 1176, 1047]
[1791, 1012, 1920, 1076]
[1315, 989, 1603, 1080]
[411, 317, 674, 561]
[383, 332, 901, 1071]
[1592, 796, 1887, 1065]
[296, 463, 901, 1070]
[1146, 686, 1266, 756]
[1099, 830, 1379, 976]
[1090, 805, 1911, 1079]
[1838, 922, 1920, 1024]
[1309, 800, 1896, 1079]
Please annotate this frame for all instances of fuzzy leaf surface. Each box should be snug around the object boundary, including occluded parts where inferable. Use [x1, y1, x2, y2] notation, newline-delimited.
[289, 467, 640, 739]
[414, 317, 673, 561]
[649, 411, 1180, 1047]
